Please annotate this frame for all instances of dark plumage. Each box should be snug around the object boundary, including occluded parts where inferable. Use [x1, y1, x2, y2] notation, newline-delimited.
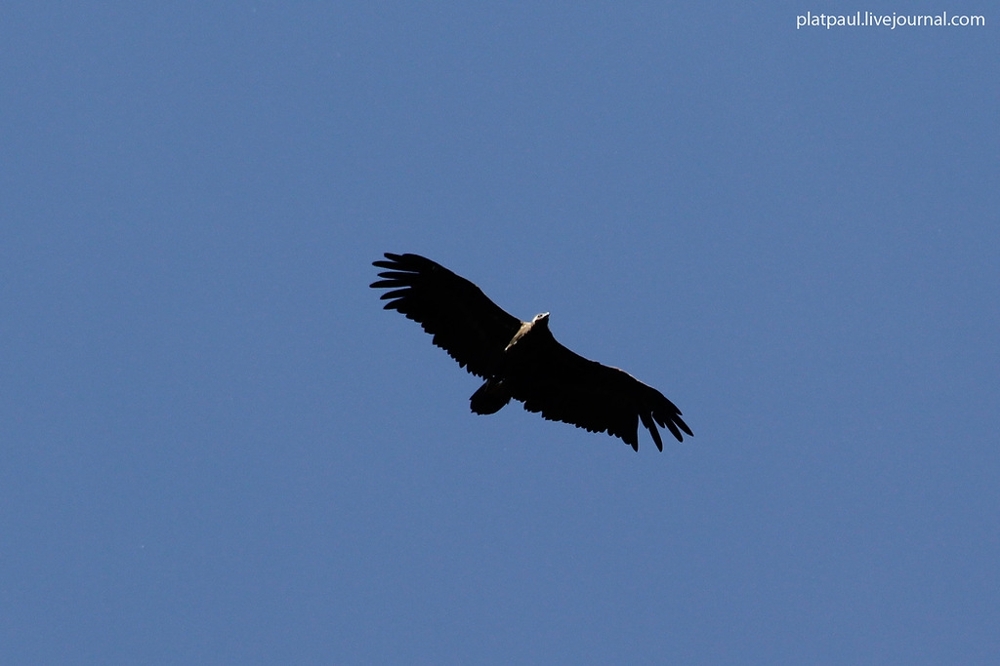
[371, 252, 693, 451]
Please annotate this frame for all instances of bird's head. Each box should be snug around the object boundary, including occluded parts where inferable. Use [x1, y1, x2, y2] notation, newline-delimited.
[532, 312, 550, 328]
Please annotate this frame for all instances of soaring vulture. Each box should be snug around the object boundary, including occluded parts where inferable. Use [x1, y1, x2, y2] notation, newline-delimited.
[371, 252, 693, 451]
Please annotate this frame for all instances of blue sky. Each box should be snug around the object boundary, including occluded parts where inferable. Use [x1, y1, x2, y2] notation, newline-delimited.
[2, 3, 998, 663]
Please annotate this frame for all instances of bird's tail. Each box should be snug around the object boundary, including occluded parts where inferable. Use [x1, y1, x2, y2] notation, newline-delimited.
[470, 378, 511, 415]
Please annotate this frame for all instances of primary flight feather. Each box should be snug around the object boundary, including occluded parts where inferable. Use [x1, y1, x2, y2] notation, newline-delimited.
[371, 252, 692, 451]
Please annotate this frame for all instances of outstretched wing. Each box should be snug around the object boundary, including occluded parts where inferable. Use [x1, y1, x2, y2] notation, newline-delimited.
[371, 253, 523, 378]
[508, 327, 693, 451]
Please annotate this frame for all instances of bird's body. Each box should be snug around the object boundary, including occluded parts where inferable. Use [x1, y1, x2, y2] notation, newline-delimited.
[371, 252, 692, 451]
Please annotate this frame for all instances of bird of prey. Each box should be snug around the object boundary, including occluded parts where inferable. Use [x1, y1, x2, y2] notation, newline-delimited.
[371, 252, 692, 451]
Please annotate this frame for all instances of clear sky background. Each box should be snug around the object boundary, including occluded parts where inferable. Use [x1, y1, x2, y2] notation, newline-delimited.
[2, 3, 998, 664]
